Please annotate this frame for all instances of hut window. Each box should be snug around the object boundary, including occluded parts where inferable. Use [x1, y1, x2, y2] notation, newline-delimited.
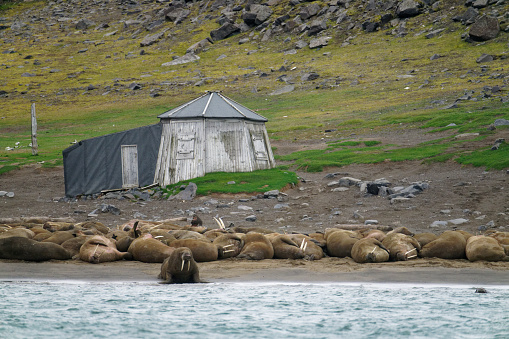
[176, 134, 195, 159]
[251, 133, 268, 160]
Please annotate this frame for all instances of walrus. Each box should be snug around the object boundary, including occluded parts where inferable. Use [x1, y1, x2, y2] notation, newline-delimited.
[420, 230, 467, 259]
[361, 229, 386, 242]
[413, 233, 438, 247]
[61, 235, 91, 257]
[486, 231, 509, 245]
[237, 233, 274, 260]
[169, 230, 208, 241]
[325, 230, 362, 258]
[0, 228, 35, 239]
[213, 233, 244, 259]
[80, 235, 132, 263]
[382, 233, 421, 261]
[150, 229, 177, 245]
[268, 234, 305, 260]
[41, 230, 76, 245]
[232, 226, 275, 235]
[0, 236, 71, 261]
[76, 221, 110, 235]
[128, 234, 175, 263]
[43, 221, 74, 232]
[351, 238, 390, 263]
[287, 233, 324, 260]
[465, 235, 509, 262]
[386, 226, 414, 236]
[306, 232, 327, 248]
[159, 247, 200, 283]
[169, 238, 218, 262]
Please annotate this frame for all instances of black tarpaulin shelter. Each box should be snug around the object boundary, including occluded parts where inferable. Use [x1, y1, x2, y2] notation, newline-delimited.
[62, 123, 162, 197]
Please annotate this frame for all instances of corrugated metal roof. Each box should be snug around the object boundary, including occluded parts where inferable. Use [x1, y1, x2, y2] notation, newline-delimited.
[157, 91, 268, 122]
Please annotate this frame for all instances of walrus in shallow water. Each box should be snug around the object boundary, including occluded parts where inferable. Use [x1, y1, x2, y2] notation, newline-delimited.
[169, 238, 218, 262]
[420, 230, 467, 259]
[465, 235, 509, 262]
[159, 247, 200, 283]
[0, 236, 71, 261]
[237, 233, 274, 260]
[128, 234, 175, 263]
[267, 234, 305, 260]
[382, 233, 421, 261]
[351, 238, 390, 263]
[325, 230, 362, 258]
[80, 235, 132, 263]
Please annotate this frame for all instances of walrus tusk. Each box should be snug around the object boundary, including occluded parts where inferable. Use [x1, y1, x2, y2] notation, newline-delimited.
[181, 259, 185, 271]
[223, 244, 234, 249]
[92, 244, 99, 256]
[371, 247, 377, 254]
[223, 249, 234, 253]
[303, 242, 308, 252]
[187, 261, 190, 271]
[154, 235, 163, 239]
[219, 217, 225, 230]
[213, 217, 224, 230]
[300, 239, 305, 250]
[407, 254, 417, 259]
[405, 248, 416, 255]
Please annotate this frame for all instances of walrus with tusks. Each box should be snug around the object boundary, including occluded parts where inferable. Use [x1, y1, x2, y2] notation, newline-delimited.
[79, 235, 132, 263]
[267, 234, 305, 260]
[237, 233, 274, 260]
[159, 247, 200, 283]
[287, 234, 324, 260]
[351, 238, 390, 263]
[213, 233, 244, 259]
[382, 233, 421, 261]
[0, 236, 71, 261]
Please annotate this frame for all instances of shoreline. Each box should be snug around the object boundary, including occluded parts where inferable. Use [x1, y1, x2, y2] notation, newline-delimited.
[2, 258, 509, 286]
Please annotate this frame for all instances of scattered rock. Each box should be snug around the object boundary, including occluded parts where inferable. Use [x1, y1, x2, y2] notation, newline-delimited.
[140, 31, 164, 47]
[309, 36, 331, 49]
[396, 0, 420, 18]
[245, 215, 257, 222]
[162, 53, 200, 66]
[476, 53, 494, 63]
[270, 85, 294, 95]
[170, 182, 197, 201]
[469, 15, 500, 41]
[210, 22, 240, 41]
[493, 119, 509, 127]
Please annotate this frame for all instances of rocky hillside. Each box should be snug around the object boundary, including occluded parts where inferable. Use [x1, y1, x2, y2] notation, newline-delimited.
[0, 0, 508, 127]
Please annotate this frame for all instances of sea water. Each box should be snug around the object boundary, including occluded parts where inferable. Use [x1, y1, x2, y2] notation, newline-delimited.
[1, 281, 508, 339]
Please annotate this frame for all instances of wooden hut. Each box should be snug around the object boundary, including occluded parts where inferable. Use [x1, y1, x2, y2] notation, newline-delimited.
[154, 91, 276, 186]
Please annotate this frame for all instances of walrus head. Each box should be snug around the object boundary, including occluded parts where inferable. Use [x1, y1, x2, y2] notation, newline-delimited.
[180, 249, 194, 271]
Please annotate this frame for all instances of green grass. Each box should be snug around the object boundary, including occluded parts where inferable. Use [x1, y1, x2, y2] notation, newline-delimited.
[456, 143, 509, 170]
[161, 168, 299, 196]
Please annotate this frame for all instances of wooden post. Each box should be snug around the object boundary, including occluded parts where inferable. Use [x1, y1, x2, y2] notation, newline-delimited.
[31, 103, 38, 156]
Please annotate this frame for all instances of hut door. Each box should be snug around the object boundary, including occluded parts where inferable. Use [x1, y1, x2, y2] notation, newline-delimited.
[121, 145, 139, 188]
[251, 133, 268, 160]
[176, 134, 195, 159]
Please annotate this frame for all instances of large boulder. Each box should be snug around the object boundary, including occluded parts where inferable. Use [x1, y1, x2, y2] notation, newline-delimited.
[140, 31, 165, 47]
[242, 4, 273, 26]
[300, 3, 321, 20]
[186, 38, 213, 54]
[469, 15, 500, 41]
[210, 22, 240, 41]
[396, 0, 420, 18]
[307, 19, 327, 36]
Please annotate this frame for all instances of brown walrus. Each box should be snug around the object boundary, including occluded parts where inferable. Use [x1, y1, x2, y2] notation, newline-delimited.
[79, 235, 132, 263]
[0, 236, 71, 261]
[413, 233, 438, 247]
[361, 229, 387, 242]
[0, 228, 35, 239]
[41, 230, 76, 245]
[169, 239, 218, 262]
[382, 233, 421, 261]
[351, 238, 390, 263]
[420, 230, 467, 259]
[237, 233, 274, 260]
[128, 234, 175, 263]
[61, 235, 91, 257]
[325, 230, 362, 258]
[268, 234, 305, 260]
[465, 235, 509, 262]
[287, 233, 324, 260]
[213, 233, 244, 259]
[159, 247, 200, 283]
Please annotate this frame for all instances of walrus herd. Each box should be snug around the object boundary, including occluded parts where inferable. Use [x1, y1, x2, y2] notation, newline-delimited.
[1, 218, 509, 283]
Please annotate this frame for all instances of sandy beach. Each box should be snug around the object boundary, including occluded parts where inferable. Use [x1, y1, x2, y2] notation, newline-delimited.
[2, 258, 509, 286]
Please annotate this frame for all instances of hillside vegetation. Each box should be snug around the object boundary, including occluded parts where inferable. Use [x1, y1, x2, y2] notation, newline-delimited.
[0, 0, 508, 173]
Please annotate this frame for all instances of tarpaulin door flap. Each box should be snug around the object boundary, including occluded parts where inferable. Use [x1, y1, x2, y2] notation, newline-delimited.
[121, 145, 139, 188]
